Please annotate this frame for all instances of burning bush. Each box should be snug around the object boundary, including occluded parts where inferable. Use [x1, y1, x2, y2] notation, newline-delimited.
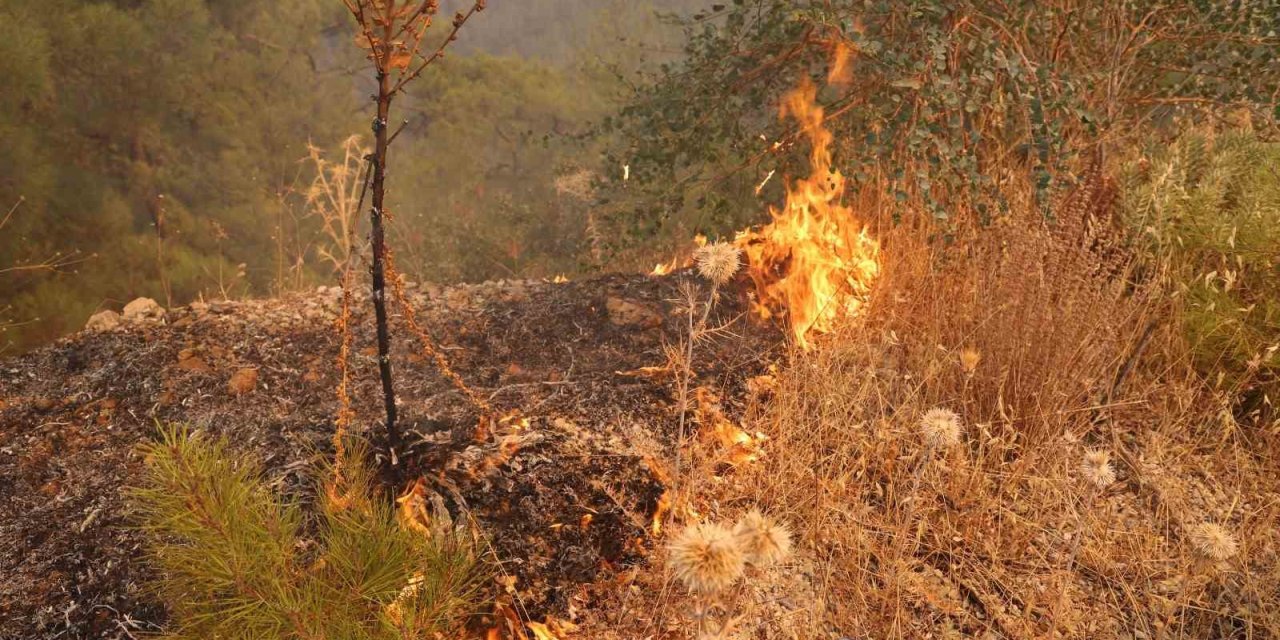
[694, 180, 1280, 637]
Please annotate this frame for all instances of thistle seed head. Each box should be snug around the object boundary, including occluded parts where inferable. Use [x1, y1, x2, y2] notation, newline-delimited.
[1080, 449, 1117, 490]
[733, 509, 792, 567]
[1188, 522, 1238, 562]
[919, 408, 962, 449]
[694, 242, 742, 286]
[667, 521, 746, 594]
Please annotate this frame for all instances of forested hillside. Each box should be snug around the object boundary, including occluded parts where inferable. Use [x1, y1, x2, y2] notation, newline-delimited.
[0, 0, 700, 353]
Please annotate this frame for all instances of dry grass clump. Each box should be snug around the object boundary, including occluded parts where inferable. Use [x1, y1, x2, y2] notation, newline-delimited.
[703, 178, 1280, 637]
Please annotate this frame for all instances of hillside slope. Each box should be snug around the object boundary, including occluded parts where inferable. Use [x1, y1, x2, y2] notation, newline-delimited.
[0, 272, 775, 639]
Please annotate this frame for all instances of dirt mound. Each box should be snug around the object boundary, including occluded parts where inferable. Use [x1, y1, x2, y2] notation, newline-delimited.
[0, 272, 777, 639]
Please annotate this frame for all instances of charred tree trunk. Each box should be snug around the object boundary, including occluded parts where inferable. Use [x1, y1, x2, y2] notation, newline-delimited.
[343, 0, 485, 481]
[370, 67, 400, 468]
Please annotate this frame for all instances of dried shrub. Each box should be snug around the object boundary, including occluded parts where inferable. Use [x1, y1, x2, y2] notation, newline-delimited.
[709, 177, 1280, 637]
[857, 167, 1154, 438]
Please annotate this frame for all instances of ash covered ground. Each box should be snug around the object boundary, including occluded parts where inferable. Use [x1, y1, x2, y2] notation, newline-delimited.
[0, 272, 778, 639]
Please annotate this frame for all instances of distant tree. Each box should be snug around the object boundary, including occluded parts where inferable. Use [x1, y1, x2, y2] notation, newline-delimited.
[0, 0, 362, 352]
[341, 0, 485, 472]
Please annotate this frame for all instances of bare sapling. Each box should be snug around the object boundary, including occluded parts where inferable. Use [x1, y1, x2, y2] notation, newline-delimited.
[341, 0, 485, 473]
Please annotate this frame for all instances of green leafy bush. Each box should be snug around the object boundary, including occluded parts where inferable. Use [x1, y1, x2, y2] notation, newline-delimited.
[599, 0, 1278, 250]
[1121, 131, 1280, 422]
[131, 427, 483, 639]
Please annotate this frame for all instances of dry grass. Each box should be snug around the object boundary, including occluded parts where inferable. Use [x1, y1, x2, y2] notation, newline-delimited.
[304, 135, 370, 276]
[691, 175, 1280, 638]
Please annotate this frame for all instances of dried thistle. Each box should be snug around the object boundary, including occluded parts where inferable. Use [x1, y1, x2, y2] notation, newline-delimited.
[1188, 522, 1238, 562]
[667, 522, 746, 594]
[694, 242, 742, 286]
[1080, 449, 1116, 490]
[733, 510, 792, 567]
[919, 408, 962, 448]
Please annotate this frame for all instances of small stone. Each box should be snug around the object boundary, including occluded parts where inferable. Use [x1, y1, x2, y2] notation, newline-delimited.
[84, 310, 122, 332]
[177, 349, 211, 373]
[227, 368, 259, 396]
[606, 297, 663, 329]
[122, 297, 164, 322]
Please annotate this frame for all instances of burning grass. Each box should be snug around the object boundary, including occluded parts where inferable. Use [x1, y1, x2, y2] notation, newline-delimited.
[737, 77, 879, 351]
[591, 50, 1274, 636]
[680, 188, 1280, 637]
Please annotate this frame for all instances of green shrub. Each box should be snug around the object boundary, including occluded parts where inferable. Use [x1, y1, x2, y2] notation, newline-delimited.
[131, 426, 483, 639]
[1121, 131, 1280, 421]
[598, 0, 1279, 251]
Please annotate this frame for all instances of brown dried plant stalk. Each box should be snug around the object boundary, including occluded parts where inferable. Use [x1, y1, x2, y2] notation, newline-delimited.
[383, 247, 492, 417]
[673, 243, 742, 498]
[329, 264, 358, 507]
[306, 135, 371, 275]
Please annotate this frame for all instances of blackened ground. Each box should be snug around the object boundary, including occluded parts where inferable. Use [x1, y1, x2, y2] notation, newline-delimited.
[0, 271, 778, 639]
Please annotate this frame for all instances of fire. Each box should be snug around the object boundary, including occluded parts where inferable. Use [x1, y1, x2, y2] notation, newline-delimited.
[396, 477, 434, 535]
[651, 489, 672, 535]
[696, 387, 765, 466]
[736, 75, 879, 350]
[650, 257, 679, 276]
[487, 604, 577, 640]
[649, 234, 707, 276]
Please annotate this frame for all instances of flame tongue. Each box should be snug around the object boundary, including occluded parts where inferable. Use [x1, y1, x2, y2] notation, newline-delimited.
[737, 78, 879, 349]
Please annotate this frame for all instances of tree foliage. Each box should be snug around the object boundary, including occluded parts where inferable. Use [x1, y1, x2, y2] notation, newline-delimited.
[0, 0, 685, 353]
[0, 0, 363, 350]
[598, 0, 1279, 251]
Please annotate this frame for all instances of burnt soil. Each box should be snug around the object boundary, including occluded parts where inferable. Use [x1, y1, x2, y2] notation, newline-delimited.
[0, 272, 778, 639]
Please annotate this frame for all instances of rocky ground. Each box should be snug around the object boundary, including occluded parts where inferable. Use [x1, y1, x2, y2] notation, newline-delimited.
[0, 272, 779, 639]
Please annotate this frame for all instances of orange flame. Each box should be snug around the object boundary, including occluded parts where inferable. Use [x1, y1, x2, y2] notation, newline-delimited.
[827, 41, 854, 87]
[526, 621, 560, 640]
[649, 234, 707, 276]
[651, 489, 672, 535]
[650, 257, 679, 276]
[696, 386, 765, 466]
[395, 477, 433, 534]
[736, 76, 879, 349]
